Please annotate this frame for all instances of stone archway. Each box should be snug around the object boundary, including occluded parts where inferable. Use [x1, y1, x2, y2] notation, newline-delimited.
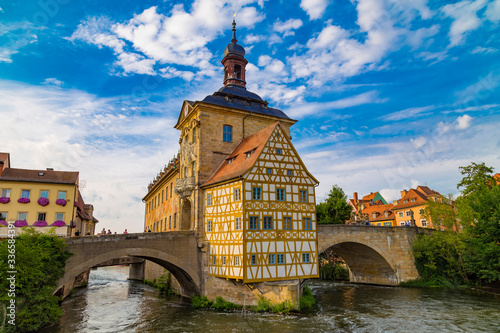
[321, 242, 399, 285]
[181, 199, 192, 230]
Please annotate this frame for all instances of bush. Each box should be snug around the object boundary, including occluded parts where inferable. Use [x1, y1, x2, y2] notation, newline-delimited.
[299, 286, 315, 310]
[252, 295, 296, 313]
[0, 228, 72, 332]
[191, 295, 214, 308]
[319, 262, 349, 281]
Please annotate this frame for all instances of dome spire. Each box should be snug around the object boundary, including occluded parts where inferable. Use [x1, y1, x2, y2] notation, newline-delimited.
[231, 17, 237, 43]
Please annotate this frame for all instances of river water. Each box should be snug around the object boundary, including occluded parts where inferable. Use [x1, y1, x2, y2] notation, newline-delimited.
[41, 266, 500, 333]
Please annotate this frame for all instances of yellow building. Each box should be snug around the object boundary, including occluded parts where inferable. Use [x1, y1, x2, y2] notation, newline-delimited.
[392, 186, 441, 228]
[142, 20, 319, 288]
[0, 153, 97, 236]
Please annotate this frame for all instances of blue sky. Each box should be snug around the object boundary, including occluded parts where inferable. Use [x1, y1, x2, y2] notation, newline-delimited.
[1, 0, 499, 232]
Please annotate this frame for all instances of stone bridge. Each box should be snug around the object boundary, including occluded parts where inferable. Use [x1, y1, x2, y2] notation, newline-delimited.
[318, 225, 426, 285]
[57, 225, 425, 299]
[57, 231, 200, 298]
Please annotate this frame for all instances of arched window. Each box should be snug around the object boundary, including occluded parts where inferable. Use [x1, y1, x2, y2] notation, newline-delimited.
[192, 162, 195, 177]
[234, 65, 241, 79]
[223, 125, 232, 142]
[192, 127, 196, 143]
[184, 166, 187, 178]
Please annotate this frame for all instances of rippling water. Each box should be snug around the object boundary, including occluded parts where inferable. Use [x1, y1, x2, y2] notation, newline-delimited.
[41, 266, 500, 333]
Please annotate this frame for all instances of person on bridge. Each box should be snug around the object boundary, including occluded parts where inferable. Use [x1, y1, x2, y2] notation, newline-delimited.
[123, 229, 128, 234]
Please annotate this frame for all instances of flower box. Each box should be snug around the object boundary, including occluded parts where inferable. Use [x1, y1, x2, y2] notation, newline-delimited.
[51, 220, 66, 227]
[33, 220, 48, 227]
[0, 220, 7, 227]
[56, 199, 67, 206]
[0, 197, 10, 204]
[18, 198, 30, 204]
[37, 197, 50, 206]
[14, 220, 28, 227]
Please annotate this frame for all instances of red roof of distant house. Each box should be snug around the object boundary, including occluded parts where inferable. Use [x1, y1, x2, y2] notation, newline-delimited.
[0, 168, 79, 184]
[392, 186, 440, 210]
[362, 203, 395, 222]
[202, 122, 278, 187]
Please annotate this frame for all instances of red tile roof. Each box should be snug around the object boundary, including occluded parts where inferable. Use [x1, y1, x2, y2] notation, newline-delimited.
[0, 168, 79, 184]
[392, 186, 440, 210]
[362, 203, 395, 222]
[202, 122, 278, 187]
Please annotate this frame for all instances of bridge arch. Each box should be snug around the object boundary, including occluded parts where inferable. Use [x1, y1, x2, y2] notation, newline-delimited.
[320, 241, 398, 285]
[56, 232, 201, 296]
[317, 225, 422, 285]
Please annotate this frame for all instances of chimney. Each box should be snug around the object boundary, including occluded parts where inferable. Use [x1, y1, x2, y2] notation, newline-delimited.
[353, 192, 358, 203]
[400, 190, 408, 198]
[0, 162, 4, 177]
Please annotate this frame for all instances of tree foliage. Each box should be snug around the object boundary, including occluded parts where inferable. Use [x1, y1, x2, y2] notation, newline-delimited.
[0, 228, 72, 332]
[413, 162, 500, 286]
[316, 185, 352, 224]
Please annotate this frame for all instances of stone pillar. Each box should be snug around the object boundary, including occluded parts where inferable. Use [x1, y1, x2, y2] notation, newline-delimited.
[128, 261, 145, 281]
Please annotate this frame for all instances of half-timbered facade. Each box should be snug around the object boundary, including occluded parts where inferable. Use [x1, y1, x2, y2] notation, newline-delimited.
[202, 123, 319, 282]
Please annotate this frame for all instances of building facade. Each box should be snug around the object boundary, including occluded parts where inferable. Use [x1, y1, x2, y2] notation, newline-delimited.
[142, 20, 319, 305]
[0, 153, 97, 236]
[391, 186, 441, 228]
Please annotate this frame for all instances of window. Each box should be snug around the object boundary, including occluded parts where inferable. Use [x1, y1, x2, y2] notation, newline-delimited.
[169, 216, 172, 229]
[249, 216, 259, 230]
[192, 162, 195, 177]
[234, 188, 241, 201]
[384, 211, 389, 218]
[18, 212, 27, 221]
[398, 212, 404, 218]
[266, 168, 272, 174]
[166, 186, 169, 200]
[277, 254, 285, 264]
[184, 167, 188, 178]
[284, 217, 292, 230]
[40, 190, 49, 198]
[207, 220, 212, 232]
[263, 216, 273, 230]
[276, 188, 285, 201]
[406, 210, 412, 216]
[268, 254, 275, 265]
[162, 190, 164, 203]
[400, 222, 405, 226]
[303, 218, 311, 230]
[21, 190, 30, 199]
[0, 212, 7, 221]
[207, 194, 212, 206]
[287, 169, 293, 176]
[276, 148, 282, 154]
[57, 191, 66, 200]
[227, 157, 234, 165]
[372, 212, 377, 219]
[158, 193, 160, 205]
[212, 256, 216, 265]
[411, 198, 416, 202]
[234, 64, 242, 79]
[222, 256, 226, 265]
[192, 127, 196, 143]
[235, 256, 240, 266]
[251, 255, 257, 265]
[302, 253, 310, 263]
[252, 187, 261, 200]
[300, 190, 307, 202]
[421, 219, 427, 227]
[223, 125, 233, 142]
[170, 182, 173, 197]
[37, 213, 46, 221]
[404, 199, 408, 204]
[245, 149, 256, 159]
[235, 217, 242, 230]
[0, 189, 10, 198]
[174, 213, 177, 228]
[384, 222, 392, 226]
[160, 219, 163, 231]
[419, 209, 425, 215]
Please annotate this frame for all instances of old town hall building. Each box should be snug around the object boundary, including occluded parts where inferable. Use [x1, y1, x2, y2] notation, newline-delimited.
[143, 20, 319, 303]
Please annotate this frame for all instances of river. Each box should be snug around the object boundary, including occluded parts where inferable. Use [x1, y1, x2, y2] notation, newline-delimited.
[41, 266, 500, 333]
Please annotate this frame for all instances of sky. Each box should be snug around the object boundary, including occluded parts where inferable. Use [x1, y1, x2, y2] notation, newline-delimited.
[1, 0, 499, 232]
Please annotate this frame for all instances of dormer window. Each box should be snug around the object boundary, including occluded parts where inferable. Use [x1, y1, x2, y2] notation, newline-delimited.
[372, 212, 377, 219]
[411, 198, 416, 202]
[384, 211, 389, 218]
[227, 157, 235, 165]
[245, 148, 256, 159]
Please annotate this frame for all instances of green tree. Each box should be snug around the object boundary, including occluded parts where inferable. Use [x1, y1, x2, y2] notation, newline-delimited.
[0, 228, 72, 332]
[424, 194, 457, 230]
[457, 162, 494, 196]
[316, 185, 352, 224]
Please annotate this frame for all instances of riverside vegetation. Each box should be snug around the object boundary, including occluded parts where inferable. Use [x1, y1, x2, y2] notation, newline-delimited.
[0, 228, 72, 332]
[404, 163, 500, 288]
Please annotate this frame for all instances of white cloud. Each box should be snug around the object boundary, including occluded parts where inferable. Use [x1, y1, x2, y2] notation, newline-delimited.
[471, 46, 498, 54]
[286, 90, 384, 119]
[455, 72, 500, 104]
[300, 0, 329, 20]
[485, 0, 500, 22]
[273, 18, 303, 36]
[383, 105, 436, 121]
[68, 1, 265, 78]
[0, 22, 38, 63]
[0, 80, 181, 232]
[42, 78, 64, 86]
[455, 114, 473, 129]
[244, 33, 265, 44]
[441, 0, 488, 47]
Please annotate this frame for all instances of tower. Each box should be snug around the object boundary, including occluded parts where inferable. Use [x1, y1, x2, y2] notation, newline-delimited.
[222, 19, 248, 88]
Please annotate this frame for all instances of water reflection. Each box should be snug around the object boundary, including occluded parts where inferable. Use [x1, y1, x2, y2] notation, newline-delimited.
[42, 267, 500, 333]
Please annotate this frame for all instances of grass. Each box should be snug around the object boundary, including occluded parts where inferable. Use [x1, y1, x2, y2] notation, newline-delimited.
[299, 286, 315, 311]
[191, 296, 241, 310]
